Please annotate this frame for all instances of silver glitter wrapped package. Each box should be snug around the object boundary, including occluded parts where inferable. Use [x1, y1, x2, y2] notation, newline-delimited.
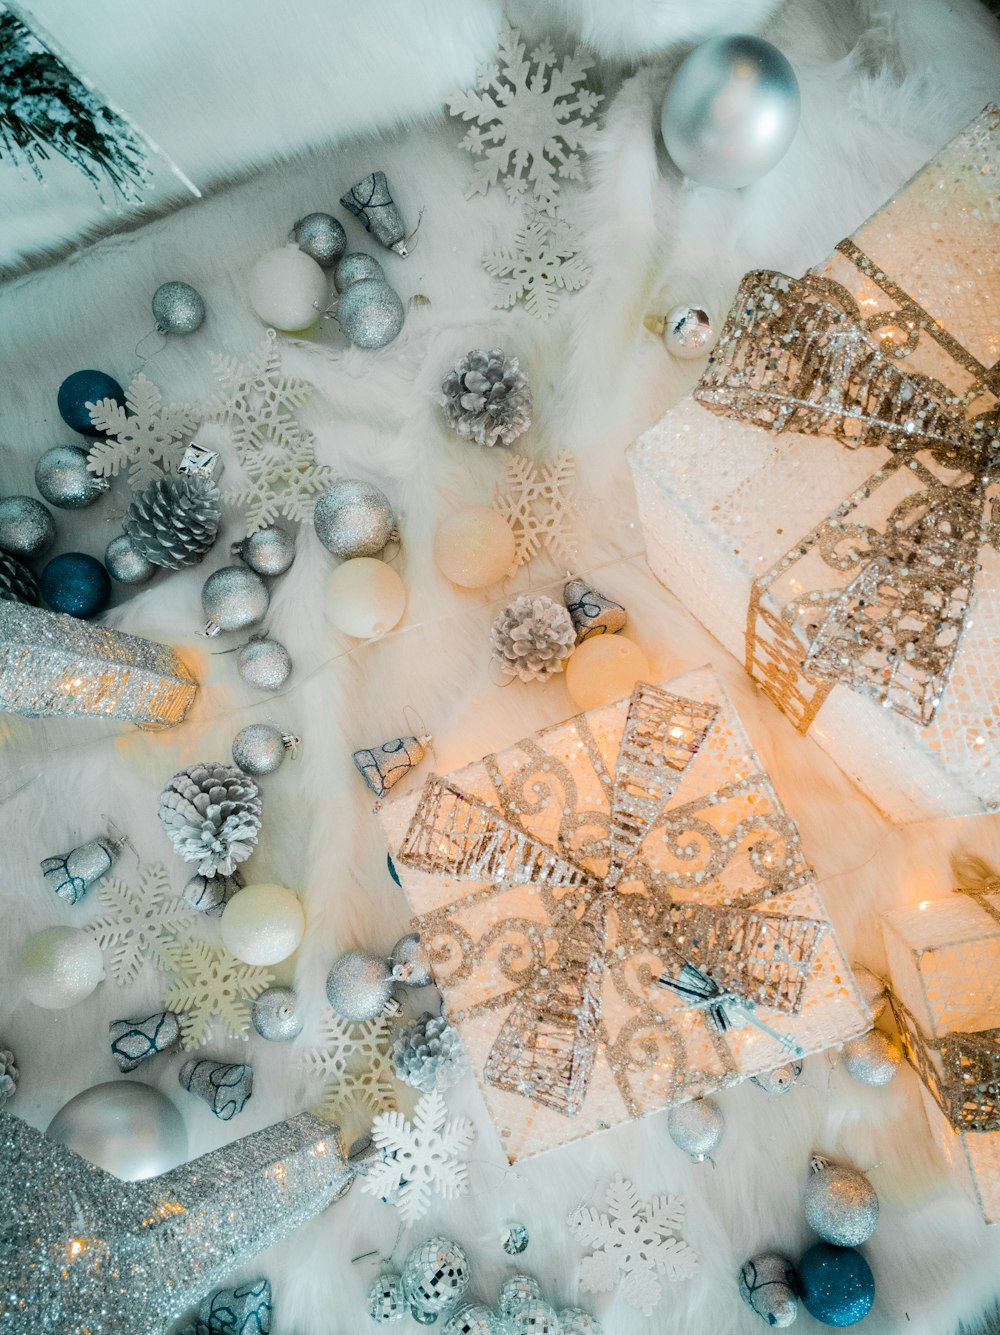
[199, 1277, 271, 1333]
[41, 833, 121, 905]
[179, 1058, 254, 1119]
[354, 734, 428, 798]
[110, 1010, 181, 1072]
[340, 171, 408, 256]
[804, 1158, 879, 1246]
[0, 603, 198, 728]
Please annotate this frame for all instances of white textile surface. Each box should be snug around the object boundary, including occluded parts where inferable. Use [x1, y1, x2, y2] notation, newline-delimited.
[3, 1, 1000, 1332]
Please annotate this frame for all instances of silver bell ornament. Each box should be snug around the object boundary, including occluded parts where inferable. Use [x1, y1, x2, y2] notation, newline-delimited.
[179, 1058, 254, 1120]
[232, 526, 296, 577]
[340, 171, 408, 256]
[151, 281, 206, 335]
[0, 495, 55, 559]
[369, 1272, 407, 1323]
[750, 1061, 803, 1095]
[109, 1011, 181, 1073]
[202, 565, 270, 635]
[314, 478, 396, 559]
[40, 832, 123, 906]
[739, 1253, 799, 1328]
[35, 445, 110, 509]
[647, 303, 716, 359]
[842, 1028, 902, 1087]
[237, 636, 293, 692]
[667, 1096, 724, 1161]
[183, 869, 244, 916]
[325, 948, 396, 1021]
[390, 932, 432, 988]
[563, 577, 626, 640]
[337, 278, 405, 349]
[401, 1236, 471, 1320]
[353, 734, 429, 798]
[293, 212, 347, 269]
[105, 533, 157, 586]
[334, 251, 384, 293]
[251, 986, 304, 1041]
[804, 1157, 880, 1246]
[498, 1276, 542, 1317]
[232, 723, 299, 776]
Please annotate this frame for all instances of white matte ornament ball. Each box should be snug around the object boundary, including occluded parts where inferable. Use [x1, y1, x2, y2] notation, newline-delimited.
[152, 281, 206, 335]
[46, 1081, 187, 1181]
[337, 278, 405, 349]
[842, 1029, 902, 1086]
[667, 1096, 724, 1161]
[17, 925, 105, 1009]
[248, 244, 328, 331]
[221, 882, 305, 965]
[566, 634, 651, 711]
[434, 507, 516, 588]
[326, 557, 405, 638]
[662, 304, 715, 358]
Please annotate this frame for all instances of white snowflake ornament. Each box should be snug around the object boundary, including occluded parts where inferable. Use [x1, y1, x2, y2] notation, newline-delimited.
[484, 212, 590, 321]
[495, 451, 578, 568]
[87, 374, 199, 490]
[362, 1088, 475, 1225]
[88, 863, 195, 986]
[448, 24, 603, 212]
[295, 1008, 397, 1128]
[568, 1174, 699, 1316]
[162, 939, 274, 1049]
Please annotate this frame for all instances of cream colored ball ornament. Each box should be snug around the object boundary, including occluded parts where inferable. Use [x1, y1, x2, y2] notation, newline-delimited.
[326, 557, 406, 638]
[16, 925, 105, 1009]
[565, 635, 651, 711]
[248, 244, 328, 331]
[221, 882, 306, 966]
[434, 507, 516, 589]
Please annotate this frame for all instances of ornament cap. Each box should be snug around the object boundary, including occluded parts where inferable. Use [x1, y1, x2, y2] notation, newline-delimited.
[203, 619, 222, 637]
[810, 1153, 831, 1174]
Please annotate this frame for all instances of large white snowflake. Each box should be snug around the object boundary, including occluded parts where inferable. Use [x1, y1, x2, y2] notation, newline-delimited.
[484, 212, 590, 321]
[495, 451, 578, 567]
[361, 1088, 475, 1225]
[448, 23, 603, 212]
[295, 1008, 397, 1130]
[86, 373, 200, 490]
[88, 863, 195, 986]
[568, 1175, 699, 1315]
[227, 435, 334, 532]
[162, 939, 274, 1049]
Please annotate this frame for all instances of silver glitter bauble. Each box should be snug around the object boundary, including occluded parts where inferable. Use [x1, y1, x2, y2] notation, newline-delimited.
[232, 526, 296, 577]
[314, 479, 395, 559]
[105, 533, 157, 586]
[498, 1276, 542, 1317]
[202, 565, 270, 636]
[35, 445, 110, 509]
[152, 281, 206, 335]
[337, 278, 405, 349]
[739, 1253, 799, 1328]
[750, 1061, 803, 1095]
[804, 1160, 879, 1246]
[183, 869, 244, 916]
[326, 948, 395, 1020]
[237, 636, 293, 692]
[662, 303, 715, 359]
[508, 1299, 560, 1334]
[667, 1096, 724, 1161]
[558, 1309, 603, 1335]
[401, 1236, 470, 1318]
[443, 1304, 505, 1335]
[502, 1222, 530, 1255]
[852, 965, 888, 1021]
[294, 213, 347, 269]
[369, 1272, 407, 1323]
[47, 1081, 187, 1181]
[661, 34, 800, 189]
[391, 932, 433, 988]
[0, 495, 55, 558]
[251, 986, 304, 1041]
[842, 1029, 902, 1087]
[232, 722, 297, 776]
[334, 251, 384, 293]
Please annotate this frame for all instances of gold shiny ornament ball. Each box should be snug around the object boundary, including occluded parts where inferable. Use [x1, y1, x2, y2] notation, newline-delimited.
[566, 634, 651, 711]
[16, 925, 105, 1009]
[248, 244, 328, 331]
[326, 557, 405, 638]
[221, 882, 306, 965]
[433, 508, 516, 589]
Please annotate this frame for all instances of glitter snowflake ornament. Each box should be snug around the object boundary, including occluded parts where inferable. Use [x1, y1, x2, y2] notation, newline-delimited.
[162, 939, 274, 1049]
[495, 451, 578, 567]
[362, 1087, 476, 1224]
[88, 863, 195, 986]
[568, 1175, 699, 1315]
[295, 1008, 397, 1129]
[448, 24, 602, 212]
[484, 212, 590, 321]
[87, 373, 200, 490]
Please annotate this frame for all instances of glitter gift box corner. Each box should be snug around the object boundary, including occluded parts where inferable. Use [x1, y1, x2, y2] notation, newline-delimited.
[380, 666, 869, 1162]
[628, 106, 1000, 824]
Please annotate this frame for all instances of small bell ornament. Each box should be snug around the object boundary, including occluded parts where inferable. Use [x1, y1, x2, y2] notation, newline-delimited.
[563, 577, 627, 640]
[340, 171, 408, 256]
[179, 1058, 253, 1120]
[353, 735, 429, 798]
[199, 1279, 272, 1335]
[232, 723, 299, 776]
[110, 1011, 181, 1072]
[41, 831, 124, 906]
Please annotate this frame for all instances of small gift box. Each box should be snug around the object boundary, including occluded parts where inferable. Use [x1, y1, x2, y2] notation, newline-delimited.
[882, 882, 1000, 1224]
[380, 667, 869, 1162]
[628, 107, 1000, 823]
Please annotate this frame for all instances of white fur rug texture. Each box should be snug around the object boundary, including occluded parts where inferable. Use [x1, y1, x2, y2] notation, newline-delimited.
[3, 1, 1000, 1332]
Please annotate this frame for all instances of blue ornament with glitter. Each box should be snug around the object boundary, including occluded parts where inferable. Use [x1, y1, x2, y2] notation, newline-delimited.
[41, 834, 120, 905]
[110, 1011, 181, 1072]
[353, 734, 429, 798]
[797, 1242, 875, 1327]
[387, 853, 401, 886]
[39, 552, 111, 618]
[57, 369, 125, 436]
[199, 1278, 272, 1334]
[179, 1059, 253, 1120]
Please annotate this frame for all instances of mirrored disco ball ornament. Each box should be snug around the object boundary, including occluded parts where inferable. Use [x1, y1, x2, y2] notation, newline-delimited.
[152, 281, 206, 335]
[498, 1276, 542, 1317]
[502, 1221, 530, 1255]
[368, 1272, 406, 1323]
[508, 1298, 560, 1333]
[558, 1309, 603, 1335]
[293, 213, 347, 269]
[401, 1237, 470, 1321]
[443, 1306, 506, 1335]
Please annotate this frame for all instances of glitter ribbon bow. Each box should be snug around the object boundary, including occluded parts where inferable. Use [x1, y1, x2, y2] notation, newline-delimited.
[694, 264, 999, 729]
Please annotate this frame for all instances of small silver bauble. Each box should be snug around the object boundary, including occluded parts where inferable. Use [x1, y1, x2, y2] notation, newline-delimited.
[739, 1253, 799, 1328]
[325, 948, 395, 1021]
[294, 213, 347, 269]
[401, 1236, 470, 1318]
[46, 1081, 187, 1181]
[35, 445, 110, 509]
[369, 1272, 407, 1323]
[237, 636, 292, 692]
[391, 932, 433, 987]
[152, 281, 206, 335]
[498, 1276, 542, 1317]
[667, 1096, 724, 1161]
[251, 986, 304, 1041]
[232, 722, 298, 776]
[0, 495, 55, 558]
[105, 532, 157, 585]
[852, 965, 888, 1021]
[558, 1309, 603, 1335]
[662, 303, 715, 358]
[314, 478, 396, 559]
[842, 1029, 902, 1087]
[232, 526, 296, 577]
[804, 1159, 879, 1246]
[443, 1305, 505, 1335]
[338, 279, 405, 349]
[202, 565, 270, 636]
[334, 251, 384, 293]
[751, 1061, 803, 1096]
[502, 1221, 530, 1255]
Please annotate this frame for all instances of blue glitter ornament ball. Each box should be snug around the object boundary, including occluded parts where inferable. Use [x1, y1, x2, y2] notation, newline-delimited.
[797, 1243, 875, 1327]
[57, 370, 125, 436]
[39, 552, 111, 618]
[387, 853, 401, 886]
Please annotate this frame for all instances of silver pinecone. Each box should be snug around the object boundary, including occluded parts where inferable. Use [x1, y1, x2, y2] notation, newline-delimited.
[0, 552, 39, 605]
[0, 1047, 18, 1105]
[491, 593, 576, 682]
[124, 477, 222, 570]
[158, 761, 262, 877]
[392, 1012, 466, 1093]
[440, 347, 532, 448]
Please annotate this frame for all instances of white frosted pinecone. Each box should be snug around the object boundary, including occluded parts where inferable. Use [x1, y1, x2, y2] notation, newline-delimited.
[392, 1012, 466, 1093]
[124, 477, 222, 569]
[0, 1048, 18, 1105]
[158, 761, 262, 877]
[491, 593, 576, 683]
[439, 347, 532, 448]
[0, 552, 39, 605]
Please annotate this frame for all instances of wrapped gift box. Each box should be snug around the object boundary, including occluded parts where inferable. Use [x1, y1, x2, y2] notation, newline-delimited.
[882, 885, 1000, 1223]
[628, 107, 1000, 823]
[380, 666, 869, 1162]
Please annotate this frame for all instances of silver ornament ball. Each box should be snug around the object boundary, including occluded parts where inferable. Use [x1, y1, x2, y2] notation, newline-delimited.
[338, 278, 405, 349]
[334, 251, 384, 293]
[391, 931, 433, 987]
[662, 303, 715, 359]
[35, 445, 110, 509]
[152, 281, 206, 335]
[202, 565, 270, 635]
[232, 722, 296, 776]
[369, 1272, 407, 1323]
[804, 1161, 880, 1246]
[326, 948, 395, 1020]
[251, 986, 304, 1041]
[852, 965, 888, 1021]
[842, 1028, 902, 1087]
[0, 495, 55, 558]
[46, 1081, 187, 1181]
[443, 1305, 505, 1335]
[294, 213, 347, 269]
[105, 533, 157, 586]
[661, 34, 801, 189]
[237, 636, 293, 692]
[667, 1096, 724, 1161]
[558, 1309, 603, 1335]
[401, 1236, 470, 1317]
[232, 526, 296, 577]
[314, 479, 395, 559]
[498, 1276, 542, 1317]
[508, 1298, 560, 1333]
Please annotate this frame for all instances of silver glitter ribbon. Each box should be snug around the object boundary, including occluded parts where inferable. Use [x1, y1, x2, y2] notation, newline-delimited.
[694, 262, 999, 729]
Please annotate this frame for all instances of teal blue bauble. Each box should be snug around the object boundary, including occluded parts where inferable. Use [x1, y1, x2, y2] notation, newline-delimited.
[57, 370, 125, 436]
[797, 1243, 875, 1327]
[39, 553, 111, 618]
